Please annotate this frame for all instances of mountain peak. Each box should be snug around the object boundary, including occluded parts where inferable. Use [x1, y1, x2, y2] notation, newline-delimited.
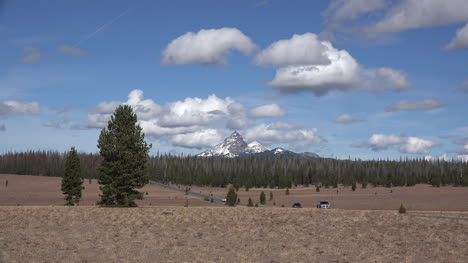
[197, 132, 320, 159]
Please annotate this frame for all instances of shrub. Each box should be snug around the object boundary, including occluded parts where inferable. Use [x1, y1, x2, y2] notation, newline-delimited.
[269, 191, 273, 201]
[255, 203, 258, 207]
[399, 204, 406, 214]
[184, 199, 189, 207]
[351, 182, 357, 191]
[5, 180, 8, 188]
[315, 185, 320, 192]
[285, 188, 290, 195]
[247, 198, 253, 207]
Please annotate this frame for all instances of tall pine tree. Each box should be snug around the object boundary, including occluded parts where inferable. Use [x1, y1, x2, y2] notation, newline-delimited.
[97, 105, 151, 207]
[61, 147, 84, 206]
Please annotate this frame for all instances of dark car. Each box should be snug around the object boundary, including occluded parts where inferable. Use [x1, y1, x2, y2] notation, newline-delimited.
[292, 202, 302, 208]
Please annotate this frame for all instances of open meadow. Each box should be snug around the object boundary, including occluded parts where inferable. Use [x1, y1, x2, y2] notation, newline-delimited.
[1, 174, 468, 211]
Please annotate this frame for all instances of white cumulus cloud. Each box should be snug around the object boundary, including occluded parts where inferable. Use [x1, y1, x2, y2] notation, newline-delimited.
[323, 0, 468, 42]
[262, 33, 410, 96]
[353, 134, 404, 151]
[255, 33, 330, 66]
[0, 100, 41, 118]
[243, 122, 323, 151]
[399, 136, 438, 154]
[353, 133, 438, 154]
[386, 99, 444, 112]
[249, 104, 286, 118]
[162, 28, 257, 65]
[171, 129, 222, 149]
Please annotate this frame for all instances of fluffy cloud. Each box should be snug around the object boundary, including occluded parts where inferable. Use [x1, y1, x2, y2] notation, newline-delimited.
[352, 134, 403, 151]
[353, 134, 438, 154]
[334, 114, 361, 123]
[81, 90, 323, 150]
[83, 90, 248, 135]
[59, 45, 87, 56]
[171, 129, 222, 149]
[386, 99, 444, 112]
[399, 136, 438, 154]
[255, 33, 330, 66]
[19, 47, 44, 63]
[324, 0, 468, 40]
[262, 33, 410, 96]
[0, 100, 41, 118]
[368, 0, 468, 33]
[249, 104, 286, 118]
[243, 122, 323, 151]
[162, 28, 257, 65]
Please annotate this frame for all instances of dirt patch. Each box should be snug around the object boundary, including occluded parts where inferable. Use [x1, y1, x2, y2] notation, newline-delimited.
[0, 206, 467, 263]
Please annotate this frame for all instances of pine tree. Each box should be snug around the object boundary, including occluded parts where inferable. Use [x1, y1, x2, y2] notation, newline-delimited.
[260, 191, 266, 205]
[351, 181, 357, 191]
[97, 105, 151, 207]
[269, 191, 273, 201]
[225, 186, 237, 206]
[61, 147, 84, 206]
[247, 197, 254, 207]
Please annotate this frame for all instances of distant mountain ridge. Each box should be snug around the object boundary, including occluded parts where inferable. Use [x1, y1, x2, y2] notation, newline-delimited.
[197, 131, 320, 159]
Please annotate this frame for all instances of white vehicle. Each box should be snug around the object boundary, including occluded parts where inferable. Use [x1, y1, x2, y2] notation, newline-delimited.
[316, 201, 330, 209]
[221, 198, 227, 202]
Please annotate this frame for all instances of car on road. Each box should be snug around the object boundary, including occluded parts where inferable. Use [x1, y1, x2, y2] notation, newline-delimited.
[292, 202, 302, 208]
[221, 198, 227, 202]
[316, 201, 330, 209]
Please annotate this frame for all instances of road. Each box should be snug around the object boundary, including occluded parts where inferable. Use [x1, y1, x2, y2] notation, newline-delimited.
[148, 180, 249, 206]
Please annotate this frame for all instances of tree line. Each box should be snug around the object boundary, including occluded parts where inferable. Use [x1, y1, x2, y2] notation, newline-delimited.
[2, 150, 468, 188]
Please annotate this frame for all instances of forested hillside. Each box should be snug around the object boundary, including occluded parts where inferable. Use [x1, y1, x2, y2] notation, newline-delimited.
[1, 151, 468, 188]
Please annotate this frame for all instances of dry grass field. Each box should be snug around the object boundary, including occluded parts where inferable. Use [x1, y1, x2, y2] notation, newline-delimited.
[1, 174, 468, 262]
[1, 174, 468, 211]
[0, 206, 467, 263]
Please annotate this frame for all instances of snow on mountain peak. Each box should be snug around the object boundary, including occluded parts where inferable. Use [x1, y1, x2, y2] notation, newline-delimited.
[197, 131, 248, 157]
[244, 141, 269, 153]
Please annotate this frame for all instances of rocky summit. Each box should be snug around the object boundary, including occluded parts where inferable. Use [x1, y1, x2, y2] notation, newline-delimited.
[197, 131, 320, 159]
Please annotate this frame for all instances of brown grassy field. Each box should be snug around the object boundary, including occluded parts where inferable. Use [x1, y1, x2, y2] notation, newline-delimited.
[0, 206, 467, 263]
[1, 174, 468, 211]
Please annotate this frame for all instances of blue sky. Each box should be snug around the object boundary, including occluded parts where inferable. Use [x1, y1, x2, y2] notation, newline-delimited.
[1, 0, 468, 160]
